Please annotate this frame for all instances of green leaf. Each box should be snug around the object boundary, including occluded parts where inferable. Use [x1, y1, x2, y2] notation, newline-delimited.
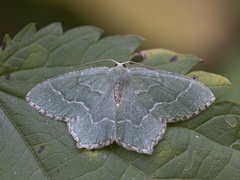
[187, 71, 233, 99]
[0, 23, 143, 98]
[0, 34, 11, 51]
[1, 23, 239, 179]
[0, 95, 48, 179]
[130, 49, 202, 74]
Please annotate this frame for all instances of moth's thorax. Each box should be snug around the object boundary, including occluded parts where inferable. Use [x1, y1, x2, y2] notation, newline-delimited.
[109, 64, 131, 83]
[109, 64, 131, 105]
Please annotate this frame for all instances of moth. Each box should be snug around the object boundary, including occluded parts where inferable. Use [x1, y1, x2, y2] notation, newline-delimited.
[26, 60, 215, 154]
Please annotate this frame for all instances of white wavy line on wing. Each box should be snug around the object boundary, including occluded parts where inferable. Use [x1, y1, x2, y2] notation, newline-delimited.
[117, 114, 152, 128]
[150, 82, 193, 112]
[49, 83, 90, 111]
[88, 115, 115, 125]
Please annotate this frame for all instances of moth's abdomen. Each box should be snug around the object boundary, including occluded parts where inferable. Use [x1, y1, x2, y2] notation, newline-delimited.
[113, 83, 123, 104]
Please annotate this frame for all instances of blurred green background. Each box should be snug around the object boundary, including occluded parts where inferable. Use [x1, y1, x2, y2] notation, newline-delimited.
[0, 0, 239, 102]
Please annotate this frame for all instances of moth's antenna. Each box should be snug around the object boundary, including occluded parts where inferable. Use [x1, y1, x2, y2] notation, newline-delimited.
[124, 60, 155, 69]
[82, 59, 119, 66]
[72, 59, 155, 70]
[72, 59, 118, 70]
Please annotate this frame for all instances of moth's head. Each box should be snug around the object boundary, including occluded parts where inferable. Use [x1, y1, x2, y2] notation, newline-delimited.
[115, 62, 126, 68]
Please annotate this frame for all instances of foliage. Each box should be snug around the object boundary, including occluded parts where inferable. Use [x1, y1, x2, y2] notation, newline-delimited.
[0, 23, 239, 179]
